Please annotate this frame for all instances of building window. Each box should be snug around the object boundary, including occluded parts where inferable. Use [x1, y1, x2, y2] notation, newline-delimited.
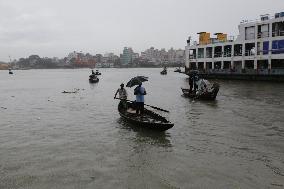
[223, 61, 231, 69]
[198, 48, 204, 58]
[214, 46, 222, 57]
[224, 45, 232, 57]
[263, 41, 269, 55]
[245, 43, 255, 56]
[189, 49, 196, 59]
[272, 22, 284, 37]
[257, 24, 269, 38]
[271, 59, 284, 69]
[206, 47, 212, 58]
[245, 26, 255, 40]
[234, 44, 243, 56]
[272, 40, 284, 54]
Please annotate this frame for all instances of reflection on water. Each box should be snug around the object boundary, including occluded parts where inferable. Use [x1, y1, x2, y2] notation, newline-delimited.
[89, 82, 98, 90]
[117, 118, 172, 148]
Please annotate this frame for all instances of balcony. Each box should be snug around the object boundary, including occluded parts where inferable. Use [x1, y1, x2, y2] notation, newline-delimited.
[189, 54, 196, 59]
[214, 52, 222, 58]
[272, 30, 284, 37]
[257, 31, 269, 38]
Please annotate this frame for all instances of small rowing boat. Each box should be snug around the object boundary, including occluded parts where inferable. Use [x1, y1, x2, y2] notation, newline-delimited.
[160, 69, 167, 75]
[181, 81, 219, 100]
[118, 101, 174, 131]
[89, 75, 99, 83]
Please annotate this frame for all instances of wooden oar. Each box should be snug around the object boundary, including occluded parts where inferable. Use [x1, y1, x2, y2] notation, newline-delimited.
[115, 98, 169, 113]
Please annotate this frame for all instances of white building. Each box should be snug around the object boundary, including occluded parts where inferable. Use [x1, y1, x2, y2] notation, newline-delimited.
[185, 12, 284, 75]
[141, 47, 184, 65]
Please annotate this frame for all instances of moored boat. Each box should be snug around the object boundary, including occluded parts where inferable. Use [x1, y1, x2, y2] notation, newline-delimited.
[118, 101, 174, 131]
[181, 80, 219, 100]
[174, 68, 181, 73]
[94, 70, 101, 75]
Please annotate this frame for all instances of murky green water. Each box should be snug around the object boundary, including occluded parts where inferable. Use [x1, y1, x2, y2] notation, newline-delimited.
[0, 68, 283, 188]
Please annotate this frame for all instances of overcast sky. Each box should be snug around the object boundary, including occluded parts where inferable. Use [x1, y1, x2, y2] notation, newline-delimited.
[0, 0, 283, 61]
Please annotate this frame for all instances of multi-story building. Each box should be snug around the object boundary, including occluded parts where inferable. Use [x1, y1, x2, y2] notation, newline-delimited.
[141, 47, 184, 65]
[132, 53, 139, 60]
[121, 47, 134, 65]
[185, 12, 284, 75]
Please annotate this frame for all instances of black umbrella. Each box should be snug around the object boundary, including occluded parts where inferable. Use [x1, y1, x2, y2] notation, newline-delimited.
[126, 76, 148, 88]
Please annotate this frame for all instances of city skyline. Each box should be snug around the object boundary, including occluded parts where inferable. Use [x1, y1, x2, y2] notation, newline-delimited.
[0, 0, 283, 61]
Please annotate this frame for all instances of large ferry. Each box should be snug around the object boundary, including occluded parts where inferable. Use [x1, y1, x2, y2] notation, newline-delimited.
[185, 12, 284, 77]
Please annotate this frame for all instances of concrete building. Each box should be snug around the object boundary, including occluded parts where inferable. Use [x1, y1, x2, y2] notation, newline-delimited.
[121, 47, 134, 65]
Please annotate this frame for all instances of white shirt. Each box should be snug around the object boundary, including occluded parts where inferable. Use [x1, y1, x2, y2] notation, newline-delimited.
[117, 88, 127, 99]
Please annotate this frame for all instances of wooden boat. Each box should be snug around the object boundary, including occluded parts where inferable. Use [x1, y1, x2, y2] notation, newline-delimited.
[181, 82, 219, 100]
[89, 75, 99, 83]
[118, 101, 174, 131]
[94, 70, 101, 75]
[160, 69, 167, 75]
[174, 68, 181, 73]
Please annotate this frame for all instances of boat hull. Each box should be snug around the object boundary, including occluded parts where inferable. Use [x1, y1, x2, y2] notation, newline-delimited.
[118, 102, 174, 131]
[181, 83, 219, 100]
[160, 70, 167, 75]
[89, 78, 99, 83]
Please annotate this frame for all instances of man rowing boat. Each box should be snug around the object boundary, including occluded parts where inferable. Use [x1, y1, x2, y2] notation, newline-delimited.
[114, 83, 128, 109]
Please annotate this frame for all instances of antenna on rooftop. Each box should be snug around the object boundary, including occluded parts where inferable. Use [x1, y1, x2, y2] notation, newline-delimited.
[187, 36, 191, 45]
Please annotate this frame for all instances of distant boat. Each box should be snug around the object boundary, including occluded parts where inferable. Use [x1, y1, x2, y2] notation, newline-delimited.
[94, 70, 101, 75]
[89, 74, 99, 83]
[160, 69, 167, 75]
[174, 67, 181, 73]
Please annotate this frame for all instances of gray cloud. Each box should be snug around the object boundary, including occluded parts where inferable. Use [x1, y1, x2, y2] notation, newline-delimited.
[0, 0, 283, 61]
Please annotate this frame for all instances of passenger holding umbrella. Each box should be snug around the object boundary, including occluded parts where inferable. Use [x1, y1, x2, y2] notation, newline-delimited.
[126, 76, 148, 115]
[134, 83, 146, 115]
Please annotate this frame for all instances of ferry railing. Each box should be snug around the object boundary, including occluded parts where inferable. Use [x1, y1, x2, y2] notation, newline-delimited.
[271, 69, 284, 75]
[234, 52, 243, 56]
[257, 31, 269, 38]
[271, 48, 284, 54]
[257, 69, 269, 75]
[206, 54, 213, 58]
[223, 53, 232, 57]
[197, 54, 204, 59]
[272, 30, 284, 37]
[214, 52, 222, 58]
[245, 50, 256, 56]
[202, 68, 284, 75]
[240, 16, 276, 25]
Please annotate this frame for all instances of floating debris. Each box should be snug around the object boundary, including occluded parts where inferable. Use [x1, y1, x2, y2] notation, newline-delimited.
[271, 183, 283, 187]
[62, 88, 80, 94]
[1, 107, 7, 109]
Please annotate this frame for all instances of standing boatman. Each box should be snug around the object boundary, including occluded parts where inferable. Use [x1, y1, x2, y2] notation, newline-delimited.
[114, 83, 128, 109]
[134, 83, 146, 115]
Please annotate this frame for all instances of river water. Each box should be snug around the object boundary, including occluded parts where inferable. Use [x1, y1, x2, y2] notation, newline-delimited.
[0, 68, 283, 189]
